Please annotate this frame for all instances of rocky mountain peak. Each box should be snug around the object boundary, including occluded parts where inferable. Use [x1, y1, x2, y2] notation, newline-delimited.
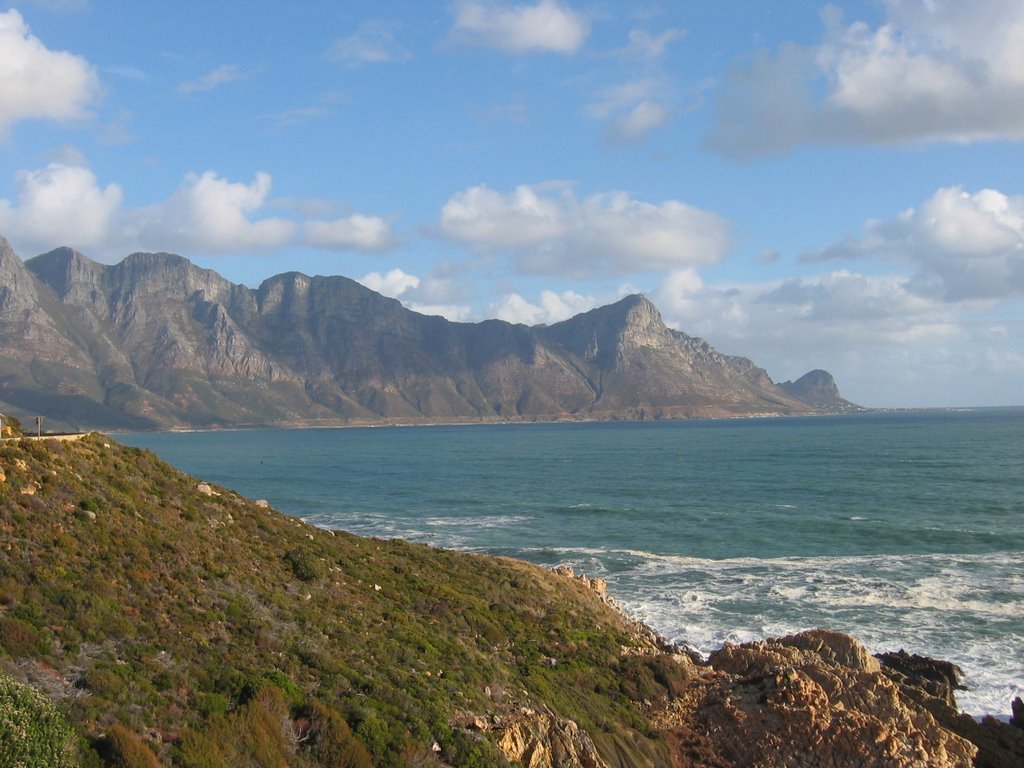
[0, 237, 40, 313]
[779, 369, 859, 411]
[26, 247, 103, 302]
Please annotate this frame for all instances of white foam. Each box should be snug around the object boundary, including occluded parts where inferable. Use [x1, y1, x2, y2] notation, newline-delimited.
[554, 548, 1024, 718]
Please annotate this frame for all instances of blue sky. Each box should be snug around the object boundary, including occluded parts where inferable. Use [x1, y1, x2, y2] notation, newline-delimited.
[1, 0, 1023, 408]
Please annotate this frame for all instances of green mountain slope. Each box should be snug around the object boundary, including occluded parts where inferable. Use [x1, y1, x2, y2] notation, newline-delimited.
[0, 435, 677, 767]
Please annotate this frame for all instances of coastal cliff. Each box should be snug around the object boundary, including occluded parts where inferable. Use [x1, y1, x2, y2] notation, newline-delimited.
[1, 435, 1020, 767]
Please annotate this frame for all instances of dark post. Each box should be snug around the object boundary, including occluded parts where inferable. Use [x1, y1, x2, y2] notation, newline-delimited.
[35, 416, 41, 438]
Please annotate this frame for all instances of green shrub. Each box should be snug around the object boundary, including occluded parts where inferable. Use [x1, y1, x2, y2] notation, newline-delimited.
[283, 548, 322, 582]
[83, 667, 126, 698]
[97, 724, 162, 768]
[78, 498, 100, 513]
[303, 700, 375, 768]
[195, 692, 228, 718]
[0, 671, 79, 768]
[0, 616, 40, 658]
[179, 685, 291, 768]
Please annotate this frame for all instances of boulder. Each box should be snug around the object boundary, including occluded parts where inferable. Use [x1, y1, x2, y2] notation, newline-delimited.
[656, 629, 976, 767]
[497, 707, 609, 768]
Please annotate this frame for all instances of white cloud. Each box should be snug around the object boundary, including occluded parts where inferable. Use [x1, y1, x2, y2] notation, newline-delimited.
[587, 79, 671, 142]
[405, 302, 473, 321]
[440, 183, 731, 277]
[359, 266, 472, 322]
[177, 64, 244, 94]
[609, 100, 669, 142]
[620, 28, 686, 60]
[360, 268, 419, 297]
[441, 184, 567, 249]
[0, 161, 121, 251]
[450, 0, 588, 55]
[330, 20, 410, 66]
[305, 214, 396, 251]
[128, 171, 294, 253]
[706, 0, 1024, 157]
[805, 186, 1024, 301]
[492, 289, 595, 325]
[758, 270, 941, 322]
[0, 159, 404, 260]
[0, 9, 100, 134]
[650, 267, 992, 407]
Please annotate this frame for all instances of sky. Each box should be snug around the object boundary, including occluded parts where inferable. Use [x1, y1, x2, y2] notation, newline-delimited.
[1, 0, 1023, 408]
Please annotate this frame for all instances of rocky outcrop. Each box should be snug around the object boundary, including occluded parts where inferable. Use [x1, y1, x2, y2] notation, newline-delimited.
[0, 241, 849, 430]
[779, 369, 860, 411]
[653, 629, 978, 768]
[496, 707, 609, 768]
[879, 651, 1024, 768]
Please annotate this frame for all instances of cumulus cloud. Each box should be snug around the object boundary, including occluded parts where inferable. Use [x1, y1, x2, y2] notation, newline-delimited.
[804, 186, 1024, 301]
[330, 20, 410, 66]
[0, 158, 404, 261]
[450, 0, 588, 55]
[706, 0, 1024, 158]
[305, 214, 396, 251]
[359, 266, 472, 321]
[360, 268, 419, 297]
[127, 171, 294, 253]
[0, 9, 100, 134]
[177, 64, 244, 94]
[441, 184, 567, 249]
[492, 289, 595, 325]
[0, 160, 122, 251]
[440, 183, 732, 277]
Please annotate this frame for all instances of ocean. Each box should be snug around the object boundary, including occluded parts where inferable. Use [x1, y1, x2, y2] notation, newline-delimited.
[120, 408, 1024, 717]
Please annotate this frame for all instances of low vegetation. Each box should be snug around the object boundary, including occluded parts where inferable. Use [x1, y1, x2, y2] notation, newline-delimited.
[0, 435, 687, 766]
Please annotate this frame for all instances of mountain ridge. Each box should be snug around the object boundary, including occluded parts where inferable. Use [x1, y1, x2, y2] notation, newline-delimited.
[0, 237, 857, 430]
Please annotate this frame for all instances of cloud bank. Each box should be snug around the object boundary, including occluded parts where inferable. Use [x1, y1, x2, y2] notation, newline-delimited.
[440, 183, 732, 277]
[805, 186, 1024, 301]
[0, 160, 396, 258]
[707, 0, 1024, 157]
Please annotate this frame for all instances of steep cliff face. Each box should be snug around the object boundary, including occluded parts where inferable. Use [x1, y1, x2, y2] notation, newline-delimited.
[0, 241, 848, 430]
[537, 295, 805, 418]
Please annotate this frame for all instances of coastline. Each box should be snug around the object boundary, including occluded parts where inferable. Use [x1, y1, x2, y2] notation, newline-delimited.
[2, 432, 1022, 766]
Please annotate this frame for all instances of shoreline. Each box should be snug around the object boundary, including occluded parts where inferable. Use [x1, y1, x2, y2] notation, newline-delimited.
[109, 404, 1018, 436]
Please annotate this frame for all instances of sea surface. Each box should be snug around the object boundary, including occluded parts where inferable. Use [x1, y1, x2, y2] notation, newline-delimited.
[120, 408, 1024, 716]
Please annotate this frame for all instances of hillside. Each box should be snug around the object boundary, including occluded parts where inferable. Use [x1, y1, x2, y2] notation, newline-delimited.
[1, 435, 1021, 767]
[0, 237, 850, 431]
[779, 369, 860, 411]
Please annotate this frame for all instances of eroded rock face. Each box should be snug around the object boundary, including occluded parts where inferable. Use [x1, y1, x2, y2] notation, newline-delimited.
[879, 652, 1024, 768]
[654, 629, 977, 768]
[497, 708, 609, 768]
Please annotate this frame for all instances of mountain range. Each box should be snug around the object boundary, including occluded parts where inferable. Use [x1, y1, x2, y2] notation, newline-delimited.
[0, 236, 857, 431]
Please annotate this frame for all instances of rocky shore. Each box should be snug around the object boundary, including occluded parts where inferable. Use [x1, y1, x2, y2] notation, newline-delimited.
[544, 568, 1024, 768]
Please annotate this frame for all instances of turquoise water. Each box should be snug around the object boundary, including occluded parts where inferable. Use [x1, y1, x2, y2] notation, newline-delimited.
[121, 409, 1024, 716]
